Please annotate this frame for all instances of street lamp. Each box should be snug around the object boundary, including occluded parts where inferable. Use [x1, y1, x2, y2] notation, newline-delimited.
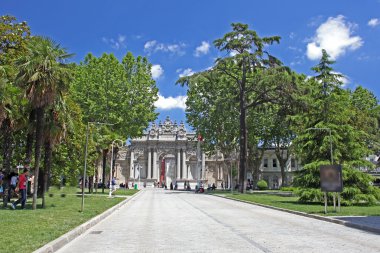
[109, 139, 124, 198]
[81, 121, 114, 212]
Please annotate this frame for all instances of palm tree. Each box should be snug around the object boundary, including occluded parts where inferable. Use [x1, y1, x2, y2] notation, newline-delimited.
[15, 36, 72, 209]
[0, 66, 25, 174]
[41, 95, 71, 208]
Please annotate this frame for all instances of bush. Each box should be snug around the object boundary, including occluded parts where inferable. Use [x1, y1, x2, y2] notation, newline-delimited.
[296, 188, 323, 203]
[293, 161, 380, 205]
[257, 180, 268, 190]
[280, 186, 297, 192]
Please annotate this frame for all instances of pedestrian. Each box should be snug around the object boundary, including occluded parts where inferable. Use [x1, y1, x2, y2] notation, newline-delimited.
[0, 169, 4, 196]
[0, 169, 3, 184]
[111, 177, 117, 195]
[11, 168, 29, 210]
[170, 182, 173, 190]
[8, 171, 18, 202]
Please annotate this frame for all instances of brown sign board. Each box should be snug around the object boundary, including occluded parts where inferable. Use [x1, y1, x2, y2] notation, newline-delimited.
[320, 165, 343, 192]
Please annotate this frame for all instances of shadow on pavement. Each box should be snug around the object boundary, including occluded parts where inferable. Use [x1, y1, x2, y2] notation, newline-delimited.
[334, 216, 380, 230]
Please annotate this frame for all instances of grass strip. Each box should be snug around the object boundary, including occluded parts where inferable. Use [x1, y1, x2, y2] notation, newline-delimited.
[0, 187, 137, 253]
[210, 191, 380, 216]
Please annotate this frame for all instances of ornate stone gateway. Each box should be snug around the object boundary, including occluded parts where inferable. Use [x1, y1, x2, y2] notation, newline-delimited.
[126, 116, 226, 189]
[112, 116, 297, 190]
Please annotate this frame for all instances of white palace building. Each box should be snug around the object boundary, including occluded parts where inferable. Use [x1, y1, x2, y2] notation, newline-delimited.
[107, 116, 300, 189]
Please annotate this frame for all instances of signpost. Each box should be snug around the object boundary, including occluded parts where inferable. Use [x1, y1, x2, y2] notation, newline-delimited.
[320, 164, 343, 213]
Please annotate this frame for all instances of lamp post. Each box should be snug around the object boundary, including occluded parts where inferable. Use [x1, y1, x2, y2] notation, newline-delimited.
[81, 122, 113, 212]
[109, 139, 124, 198]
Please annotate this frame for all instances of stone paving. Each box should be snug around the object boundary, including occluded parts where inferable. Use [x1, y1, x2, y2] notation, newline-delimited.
[56, 189, 380, 253]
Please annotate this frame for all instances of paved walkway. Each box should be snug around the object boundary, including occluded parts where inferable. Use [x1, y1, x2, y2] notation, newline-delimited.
[57, 189, 380, 253]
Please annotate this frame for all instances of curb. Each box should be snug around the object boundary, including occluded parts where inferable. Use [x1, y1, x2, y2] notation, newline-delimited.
[34, 190, 142, 253]
[211, 194, 380, 235]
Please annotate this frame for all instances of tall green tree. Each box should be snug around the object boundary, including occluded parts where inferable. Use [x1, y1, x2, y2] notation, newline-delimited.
[15, 36, 72, 209]
[0, 15, 30, 173]
[71, 52, 158, 191]
[293, 50, 380, 204]
[180, 23, 293, 192]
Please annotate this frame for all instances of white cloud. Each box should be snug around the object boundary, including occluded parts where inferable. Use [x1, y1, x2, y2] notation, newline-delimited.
[102, 34, 126, 50]
[229, 50, 238, 57]
[368, 18, 380, 27]
[306, 15, 363, 60]
[308, 15, 324, 27]
[118, 35, 126, 43]
[194, 41, 210, 57]
[151, 64, 163, 79]
[144, 40, 157, 50]
[332, 71, 350, 87]
[178, 68, 194, 78]
[288, 46, 302, 52]
[144, 40, 186, 56]
[154, 93, 187, 110]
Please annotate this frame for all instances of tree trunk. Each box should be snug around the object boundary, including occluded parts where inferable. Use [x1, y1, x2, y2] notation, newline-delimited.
[102, 149, 108, 193]
[275, 147, 289, 187]
[32, 107, 44, 210]
[25, 109, 36, 164]
[1, 118, 13, 174]
[250, 148, 265, 189]
[238, 69, 248, 193]
[95, 159, 99, 193]
[1, 119, 13, 208]
[88, 175, 93, 193]
[42, 139, 52, 208]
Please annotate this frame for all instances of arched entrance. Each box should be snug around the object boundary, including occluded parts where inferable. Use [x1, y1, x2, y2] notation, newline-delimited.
[158, 153, 176, 187]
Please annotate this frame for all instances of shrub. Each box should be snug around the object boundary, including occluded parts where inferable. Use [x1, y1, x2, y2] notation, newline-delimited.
[293, 161, 380, 205]
[280, 186, 297, 192]
[257, 180, 268, 190]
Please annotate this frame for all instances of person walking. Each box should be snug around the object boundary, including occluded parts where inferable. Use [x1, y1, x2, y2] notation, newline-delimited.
[110, 177, 117, 195]
[11, 168, 29, 210]
[8, 171, 18, 201]
[0, 169, 4, 197]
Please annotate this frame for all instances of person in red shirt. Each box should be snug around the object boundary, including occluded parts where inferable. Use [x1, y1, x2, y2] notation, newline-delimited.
[11, 168, 29, 210]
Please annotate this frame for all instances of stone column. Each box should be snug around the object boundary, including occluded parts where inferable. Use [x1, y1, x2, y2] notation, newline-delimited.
[182, 150, 186, 179]
[177, 150, 181, 179]
[152, 149, 157, 180]
[130, 150, 134, 180]
[148, 149, 152, 179]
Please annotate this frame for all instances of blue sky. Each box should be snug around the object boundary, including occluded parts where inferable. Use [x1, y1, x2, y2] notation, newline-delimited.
[2, 0, 380, 128]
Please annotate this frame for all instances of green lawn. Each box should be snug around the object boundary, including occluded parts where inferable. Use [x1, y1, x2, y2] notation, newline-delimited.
[0, 187, 138, 253]
[211, 191, 380, 216]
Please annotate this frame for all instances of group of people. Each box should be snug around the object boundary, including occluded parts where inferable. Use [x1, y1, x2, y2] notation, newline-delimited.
[0, 165, 31, 210]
